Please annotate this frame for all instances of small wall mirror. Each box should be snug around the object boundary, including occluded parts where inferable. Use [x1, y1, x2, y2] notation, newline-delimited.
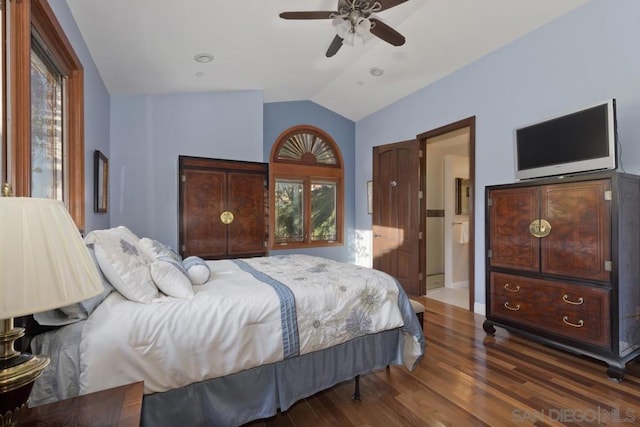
[94, 150, 108, 213]
[455, 177, 471, 215]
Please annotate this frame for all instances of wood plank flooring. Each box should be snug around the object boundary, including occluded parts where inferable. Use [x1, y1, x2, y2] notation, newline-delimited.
[245, 296, 640, 426]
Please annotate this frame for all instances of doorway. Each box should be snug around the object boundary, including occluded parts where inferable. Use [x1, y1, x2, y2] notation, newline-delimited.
[418, 117, 475, 311]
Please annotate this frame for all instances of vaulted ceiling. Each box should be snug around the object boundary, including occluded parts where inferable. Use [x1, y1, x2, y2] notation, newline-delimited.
[66, 0, 587, 121]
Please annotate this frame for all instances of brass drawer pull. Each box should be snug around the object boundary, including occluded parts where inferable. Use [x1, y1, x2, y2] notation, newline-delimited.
[562, 294, 584, 305]
[504, 283, 520, 293]
[562, 316, 584, 328]
[504, 302, 520, 311]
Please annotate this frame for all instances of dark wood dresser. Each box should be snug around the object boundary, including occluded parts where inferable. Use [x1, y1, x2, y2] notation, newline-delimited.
[179, 156, 268, 260]
[483, 171, 640, 380]
[18, 382, 143, 426]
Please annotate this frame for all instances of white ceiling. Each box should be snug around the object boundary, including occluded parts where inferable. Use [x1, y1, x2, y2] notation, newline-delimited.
[65, 0, 587, 122]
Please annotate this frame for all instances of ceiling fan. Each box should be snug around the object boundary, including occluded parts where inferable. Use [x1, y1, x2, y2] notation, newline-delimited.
[280, 0, 408, 57]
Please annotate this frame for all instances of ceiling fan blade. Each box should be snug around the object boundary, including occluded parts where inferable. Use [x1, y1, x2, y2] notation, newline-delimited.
[376, 0, 409, 11]
[279, 11, 336, 20]
[370, 18, 405, 46]
[326, 35, 344, 57]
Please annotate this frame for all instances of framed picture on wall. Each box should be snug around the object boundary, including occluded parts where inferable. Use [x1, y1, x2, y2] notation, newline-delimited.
[94, 150, 108, 213]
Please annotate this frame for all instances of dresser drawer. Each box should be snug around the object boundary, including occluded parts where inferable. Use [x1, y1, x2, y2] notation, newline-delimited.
[489, 272, 611, 348]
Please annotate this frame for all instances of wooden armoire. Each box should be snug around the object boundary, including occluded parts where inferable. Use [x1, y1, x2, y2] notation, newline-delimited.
[484, 171, 640, 380]
[178, 156, 268, 260]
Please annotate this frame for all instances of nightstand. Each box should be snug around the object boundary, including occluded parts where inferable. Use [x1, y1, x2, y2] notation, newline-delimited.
[16, 381, 143, 426]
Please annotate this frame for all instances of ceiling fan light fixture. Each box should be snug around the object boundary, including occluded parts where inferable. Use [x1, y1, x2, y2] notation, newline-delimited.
[343, 31, 356, 46]
[355, 17, 374, 42]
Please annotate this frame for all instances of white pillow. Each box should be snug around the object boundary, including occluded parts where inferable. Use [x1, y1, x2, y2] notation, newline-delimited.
[85, 229, 159, 304]
[139, 237, 182, 262]
[150, 257, 194, 298]
[182, 256, 211, 285]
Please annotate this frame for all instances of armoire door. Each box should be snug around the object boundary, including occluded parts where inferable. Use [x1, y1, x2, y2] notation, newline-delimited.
[181, 168, 228, 259]
[227, 172, 267, 257]
[487, 186, 540, 272]
[540, 179, 611, 282]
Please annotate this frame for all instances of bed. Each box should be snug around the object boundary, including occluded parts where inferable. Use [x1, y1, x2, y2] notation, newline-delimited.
[25, 226, 425, 426]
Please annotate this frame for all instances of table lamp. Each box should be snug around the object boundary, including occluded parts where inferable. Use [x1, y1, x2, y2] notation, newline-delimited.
[0, 196, 103, 425]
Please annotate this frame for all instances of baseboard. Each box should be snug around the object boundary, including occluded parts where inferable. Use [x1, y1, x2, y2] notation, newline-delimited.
[447, 280, 468, 289]
[474, 302, 486, 315]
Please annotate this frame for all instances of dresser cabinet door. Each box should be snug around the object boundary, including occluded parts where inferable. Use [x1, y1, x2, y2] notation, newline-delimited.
[227, 172, 267, 257]
[181, 168, 227, 258]
[540, 180, 611, 282]
[488, 187, 540, 272]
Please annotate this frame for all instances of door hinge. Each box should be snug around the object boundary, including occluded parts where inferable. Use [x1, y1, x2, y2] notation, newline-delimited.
[604, 260, 612, 272]
[419, 150, 424, 158]
[419, 273, 424, 280]
[418, 191, 423, 199]
[181, 175, 186, 182]
[264, 241, 268, 247]
[488, 249, 492, 258]
[418, 232, 423, 240]
[487, 198, 493, 207]
[604, 190, 612, 201]
[264, 179, 268, 188]
[181, 245, 186, 252]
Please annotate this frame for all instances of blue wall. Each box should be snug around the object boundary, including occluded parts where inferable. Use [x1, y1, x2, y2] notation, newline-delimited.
[264, 101, 356, 262]
[354, 0, 640, 311]
[50, 0, 111, 232]
[109, 91, 264, 247]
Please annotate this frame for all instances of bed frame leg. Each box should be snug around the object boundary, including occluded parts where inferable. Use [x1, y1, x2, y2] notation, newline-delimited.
[352, 375, 361, 401]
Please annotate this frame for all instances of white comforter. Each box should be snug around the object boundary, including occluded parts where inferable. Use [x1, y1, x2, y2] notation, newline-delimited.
[79, 255, 412, 395]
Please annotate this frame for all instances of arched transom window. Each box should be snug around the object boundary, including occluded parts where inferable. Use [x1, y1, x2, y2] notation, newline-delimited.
[270, 125, 344, 249]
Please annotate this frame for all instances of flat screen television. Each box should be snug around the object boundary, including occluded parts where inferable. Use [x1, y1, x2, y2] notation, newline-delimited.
[514, 99, 617, 180]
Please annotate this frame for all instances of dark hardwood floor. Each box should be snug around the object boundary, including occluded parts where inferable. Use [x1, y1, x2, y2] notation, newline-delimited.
[245, 296, 640, 426]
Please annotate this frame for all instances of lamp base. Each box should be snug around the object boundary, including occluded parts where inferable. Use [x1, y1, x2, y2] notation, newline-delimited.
[0, 319, 49, 427]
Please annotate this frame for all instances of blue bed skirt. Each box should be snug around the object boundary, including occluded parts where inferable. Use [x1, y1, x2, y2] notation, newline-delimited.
[141, 328, 401, 427]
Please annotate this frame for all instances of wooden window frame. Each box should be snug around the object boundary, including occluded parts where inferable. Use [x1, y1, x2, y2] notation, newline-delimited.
[8, 0, 85, 229]
[270, 125, 344, 249]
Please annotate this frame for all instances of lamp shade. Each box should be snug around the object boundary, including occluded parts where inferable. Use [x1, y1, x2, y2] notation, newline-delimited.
[0, 198, 103, 319]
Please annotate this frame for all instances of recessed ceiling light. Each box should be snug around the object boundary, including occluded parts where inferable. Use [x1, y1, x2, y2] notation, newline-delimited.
[194, 53, 214, 63]
[196, 72, 204, 77]
[369, 67, 384, 77]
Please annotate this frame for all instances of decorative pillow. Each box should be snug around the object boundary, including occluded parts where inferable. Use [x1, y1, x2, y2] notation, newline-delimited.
[150, 256, 194, 298]
[34, 243, 114, 326]
[182, 256, 211, 285]
[85, 229, 159, 304]
[139, 237, 182, 263]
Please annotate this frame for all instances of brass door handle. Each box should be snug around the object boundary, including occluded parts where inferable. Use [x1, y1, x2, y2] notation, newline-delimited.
[529, 219, 552, 238]
[220, 211, 234, 224]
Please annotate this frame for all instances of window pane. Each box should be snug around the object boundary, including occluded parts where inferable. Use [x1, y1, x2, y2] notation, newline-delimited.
[311, 182, 337, 241]
[31, 46, 63, 200]
[275, 180, 304, 243]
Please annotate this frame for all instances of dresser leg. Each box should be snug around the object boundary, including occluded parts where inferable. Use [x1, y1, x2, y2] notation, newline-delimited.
[483, 320, 496, 336]
[606, 364, 624, 382]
